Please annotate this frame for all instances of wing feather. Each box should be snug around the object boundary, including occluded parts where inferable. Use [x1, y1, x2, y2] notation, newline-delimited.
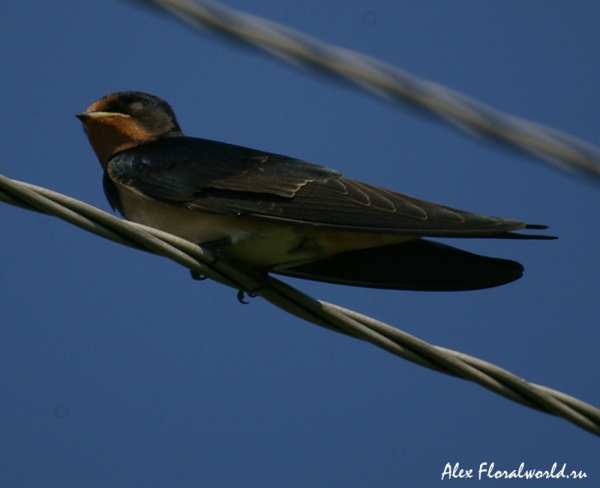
[108, 136, 533, 237]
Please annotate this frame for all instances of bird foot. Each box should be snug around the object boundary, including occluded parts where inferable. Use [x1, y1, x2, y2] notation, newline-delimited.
[237, 290, 257, 304]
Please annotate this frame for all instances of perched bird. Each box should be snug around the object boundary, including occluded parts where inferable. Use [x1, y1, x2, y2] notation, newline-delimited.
[77, 91, 553, 291]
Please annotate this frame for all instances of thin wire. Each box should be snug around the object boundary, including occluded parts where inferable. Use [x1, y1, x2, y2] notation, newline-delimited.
[1, 173, 599, 436]
[133, 0, 600, 183]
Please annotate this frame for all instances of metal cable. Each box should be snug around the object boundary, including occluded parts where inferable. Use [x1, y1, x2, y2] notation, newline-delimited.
[1, 173, 599, 436]
[132, 0, 600, 183]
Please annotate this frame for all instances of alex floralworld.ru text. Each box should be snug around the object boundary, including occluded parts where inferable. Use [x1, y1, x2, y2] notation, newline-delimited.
[441, 462, 587, 480]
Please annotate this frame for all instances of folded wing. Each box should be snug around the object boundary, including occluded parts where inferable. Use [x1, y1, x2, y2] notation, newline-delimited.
[107, 136, 548, 238]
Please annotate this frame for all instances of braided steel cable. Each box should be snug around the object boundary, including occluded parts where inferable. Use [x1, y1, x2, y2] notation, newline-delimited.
[134, 0, 600, 183]
[1, 173, 599, 436]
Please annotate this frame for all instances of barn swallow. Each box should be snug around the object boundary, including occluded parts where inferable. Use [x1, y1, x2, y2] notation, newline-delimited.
[77, 91, 554, 291]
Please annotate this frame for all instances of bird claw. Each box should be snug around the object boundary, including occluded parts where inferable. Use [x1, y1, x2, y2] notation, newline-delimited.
[190, 271, 208, 281]
[237, 290, 257, 304]
[192, 274, 258, 305]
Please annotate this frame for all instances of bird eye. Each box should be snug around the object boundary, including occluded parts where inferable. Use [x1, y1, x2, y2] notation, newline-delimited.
[128, 101, 145, 113]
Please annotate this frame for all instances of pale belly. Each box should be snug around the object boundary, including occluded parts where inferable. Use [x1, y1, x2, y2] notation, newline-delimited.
[117, 183, 418, 268]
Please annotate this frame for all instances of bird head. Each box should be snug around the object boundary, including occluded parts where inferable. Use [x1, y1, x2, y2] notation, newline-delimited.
[77, 91, 182, 167]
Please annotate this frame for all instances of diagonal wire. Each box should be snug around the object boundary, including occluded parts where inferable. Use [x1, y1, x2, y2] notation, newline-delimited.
[128, 0, 600, 184]
[1, 173, 599, 436]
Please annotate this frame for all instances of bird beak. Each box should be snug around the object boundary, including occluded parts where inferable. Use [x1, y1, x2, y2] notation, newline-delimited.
[76, 112, 131, 122]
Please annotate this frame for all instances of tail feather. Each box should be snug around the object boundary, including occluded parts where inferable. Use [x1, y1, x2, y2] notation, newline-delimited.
[273, 239, 525, 291]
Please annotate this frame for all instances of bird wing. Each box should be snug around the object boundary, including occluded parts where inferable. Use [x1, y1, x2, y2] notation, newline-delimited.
[107, 136, 541, 237]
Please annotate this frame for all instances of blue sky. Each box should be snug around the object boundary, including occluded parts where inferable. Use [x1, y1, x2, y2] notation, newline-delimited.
[1, 1, 599, 486]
